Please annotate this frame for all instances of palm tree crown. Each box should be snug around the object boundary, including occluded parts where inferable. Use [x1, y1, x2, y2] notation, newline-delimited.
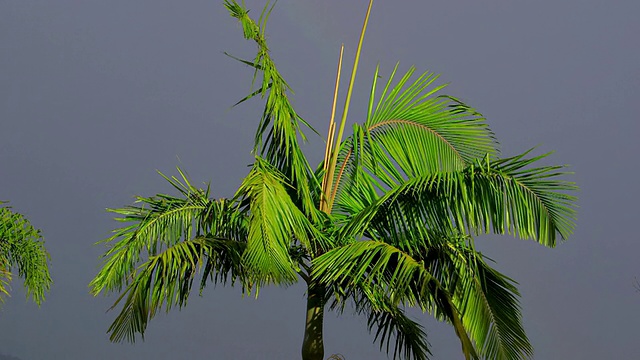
[90, 1, 577, 359]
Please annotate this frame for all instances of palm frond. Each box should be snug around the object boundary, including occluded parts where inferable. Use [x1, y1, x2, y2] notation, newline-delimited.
[0, 262, 10, 300]
[235, 158, 325, 287]
[405, 236, 532, 359]
[321, 230, 533, 359]
[339, 150, 576, 247]
[90, 169, 248, 295]
[366, 303, 431, 360]
[326, 148, 567, 359]
[225, 0, 319, 219]
[106, 236, 246, 343]
[338, 65, 497, 190]
[313, 241, 479, 359]
[367, 65, 497, 168]
[0, 203, 51, 305]
[449, 247, 532, 359]
[326, 66, 498, 217]
[327, 282, 432, 360]
[468, 150, 577, 244]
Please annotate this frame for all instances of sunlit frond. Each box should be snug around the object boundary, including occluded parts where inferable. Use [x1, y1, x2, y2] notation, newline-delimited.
[235, 158, 325, 287]
[369, 64, 497, 165]
[0, 202, 51, 305]
[326, 66, 498, 220]
[91, 170, 252, 342]
[330, 65, 497, 196]
[339, 150, 576, 247]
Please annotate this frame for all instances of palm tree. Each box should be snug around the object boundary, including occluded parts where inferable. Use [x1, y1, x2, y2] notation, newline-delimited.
[90, 1, 577, 359]
[0, 202, 51, 306]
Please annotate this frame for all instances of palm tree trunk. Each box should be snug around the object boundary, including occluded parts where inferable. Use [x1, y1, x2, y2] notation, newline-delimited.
[301, 281, 325, 360]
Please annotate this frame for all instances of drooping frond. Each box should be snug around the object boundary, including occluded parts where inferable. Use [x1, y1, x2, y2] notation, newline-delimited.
[444, 245, 532, 359]
[235, 158, 325, 287]
[90, 169, 244, 295]
[467, 150, 577, 244]
[366, 302, 431, 360]
[0, 202, 51, 306]
[90, 169, 248, 291]
[106, 236, 246, 343]
[90, 170, 251, 342]
[392, 233, 531, 360]
[327, 281, 432, 360]
[225, 0, 319, 219]
[326, 146, 567, 359]
[321, 227, 533, 360]
[339, 150, 576, 247]
[314, 241, 479, 359]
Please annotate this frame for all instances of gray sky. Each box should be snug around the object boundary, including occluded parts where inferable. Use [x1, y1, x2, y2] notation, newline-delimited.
[1, 0, 639, 359]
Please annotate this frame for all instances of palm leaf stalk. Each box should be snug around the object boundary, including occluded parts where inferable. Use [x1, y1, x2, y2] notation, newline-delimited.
[91, 1, 577, 360]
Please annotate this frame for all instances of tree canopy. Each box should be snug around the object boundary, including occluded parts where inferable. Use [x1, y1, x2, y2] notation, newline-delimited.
[91, 1, 577, 359]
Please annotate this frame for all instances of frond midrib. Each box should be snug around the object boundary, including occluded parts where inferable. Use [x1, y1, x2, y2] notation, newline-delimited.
[368, 118, 465, 165]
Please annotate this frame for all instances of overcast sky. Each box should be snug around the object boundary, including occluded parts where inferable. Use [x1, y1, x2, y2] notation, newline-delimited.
[1, 0, 639, 359]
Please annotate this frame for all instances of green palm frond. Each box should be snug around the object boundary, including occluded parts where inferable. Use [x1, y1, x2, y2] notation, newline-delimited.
[339, 150, 576, 247]
[320, 230, 532, 359]
[90, 170, 249, 342]
[446, 150, 577, 245]
[0, 202, 51, 306]
[468, 150, 577, 244]
[0, 265, 10, 300]
[314, 240, 478, 359]
[326, 65, 498, 216]
[235, 158, 324, 287]
[366, 303, 431, 360]
[332, 65, 497, 192]
[106, 236, 246, 343]
[320, 139, 381, 231]
[366, 65, 497, 169]
[90, 170, 232, 295]
[91, 169, 249, 290]
[225, 0, 319, 219]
